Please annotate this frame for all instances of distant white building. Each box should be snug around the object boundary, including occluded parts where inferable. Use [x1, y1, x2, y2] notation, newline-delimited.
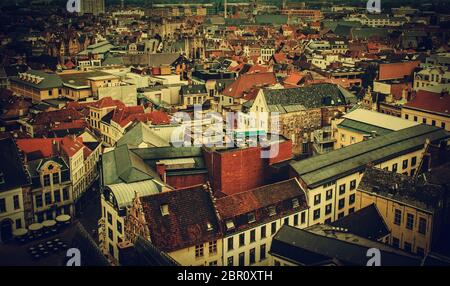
[346, 14, 407, 27]
[80, 0, 105, 16]
[414, 67, 450, 92]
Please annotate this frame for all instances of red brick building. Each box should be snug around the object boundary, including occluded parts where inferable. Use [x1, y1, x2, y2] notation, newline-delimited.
[203, 138, 293, 196]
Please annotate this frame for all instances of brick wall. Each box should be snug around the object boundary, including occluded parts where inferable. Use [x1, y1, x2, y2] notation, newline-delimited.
[203, 140, 293, 196]
[166, 173, 209, 190]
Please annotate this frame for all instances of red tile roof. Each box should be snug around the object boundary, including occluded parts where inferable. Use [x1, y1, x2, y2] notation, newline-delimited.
[34, 108, 84, 125]
[404, 90, 450, 116]
[91, 97, 125, 109]
[16, 138, 62, 159]
[60, 136, 85, 157]
[284, 72, 305, 86]
[111, 106, 170, 127]
[51, 119, 87, 131]
[64, 60, 76, 69]
[378, 61, 420, 81]
[65, 101, 94, 110]
[140, 186, 220, 253]
[215, 179, 308, 233]
[147, 110, 171, 125]
[390, 82, 411, 101]
[229, 63, 245, 72]
[273, 53, 288, 64]
[111, 106, 145, 127]
[222, 72, 277, 99]
[246, 65, 270, 74]
[242, 88, 260, 101]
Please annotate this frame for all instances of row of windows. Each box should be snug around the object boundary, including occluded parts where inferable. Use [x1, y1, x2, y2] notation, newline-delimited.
[314, 180, 356, 207]
[382, 157, 417, 173]
[195, 240, 218, 258]
[0, 195, 21, 213]
[90, 111, 100, 119]
[227, 213, 307, 252]
[106, 211, 123, 235]
[392, 237, 425, 256]
[313, 195, 356, 221]
[404, 114, 446, 129]
[227, 244, 267, 266]
[393, 209, 427, 235]
[186, 96, 207, 106]
[35, 189, 70, 208]
[42, 173, 61, 187]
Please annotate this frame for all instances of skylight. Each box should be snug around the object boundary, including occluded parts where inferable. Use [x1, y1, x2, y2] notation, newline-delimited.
[226, 220, 235, 230]
[160, 204, 169, 216]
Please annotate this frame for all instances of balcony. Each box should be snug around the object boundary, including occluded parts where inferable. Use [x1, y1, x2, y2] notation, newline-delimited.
[312, 127, 335, 155]
[313, 126, 336, 144]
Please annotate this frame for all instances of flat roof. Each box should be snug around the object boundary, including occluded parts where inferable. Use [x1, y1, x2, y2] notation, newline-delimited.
[343, 109, 419, 131]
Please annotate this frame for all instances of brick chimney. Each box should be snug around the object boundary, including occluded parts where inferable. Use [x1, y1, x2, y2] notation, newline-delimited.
[156, 162, 166, 182]
[52, 139, 60, 155]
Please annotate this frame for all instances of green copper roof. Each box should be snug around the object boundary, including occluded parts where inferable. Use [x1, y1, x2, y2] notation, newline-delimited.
[255, 15, 288, 25]
[337, 119, 392, 136]
[102, 145, 158, 185]
[290, 125, 450, 188]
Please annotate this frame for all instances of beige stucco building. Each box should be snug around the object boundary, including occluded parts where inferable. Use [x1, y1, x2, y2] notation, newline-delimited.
[333, 108, 418, 150]
[355, 167, 448, 255]
[290, 124, 450, 226]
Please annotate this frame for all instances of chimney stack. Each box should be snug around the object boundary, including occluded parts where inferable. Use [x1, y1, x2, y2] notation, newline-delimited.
[224, 0, 228, 19]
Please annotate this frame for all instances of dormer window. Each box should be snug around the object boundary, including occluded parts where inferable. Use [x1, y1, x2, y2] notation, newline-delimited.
[226, 220, 235, 231]
[248, 212, 256, 223]
[160, 204, 169, 216]
[206, 222, 213, 231]
[292, 198, 300, 209]
[268, 206, 276, 216]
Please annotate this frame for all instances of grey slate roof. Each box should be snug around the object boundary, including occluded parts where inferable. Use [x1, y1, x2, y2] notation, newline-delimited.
[262, 83, 354, 112]
[270, 225, 422, 266]
[121, 236, 180, 266]
[0, 137, 30, 192]
[359, 167, 446, 212]
[120, 53, 181, 67]
[181, 84, 207, 95]
[27, 156, 70, 188]
[331, 204, 390, 241]
[290, 125, 450, 188]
